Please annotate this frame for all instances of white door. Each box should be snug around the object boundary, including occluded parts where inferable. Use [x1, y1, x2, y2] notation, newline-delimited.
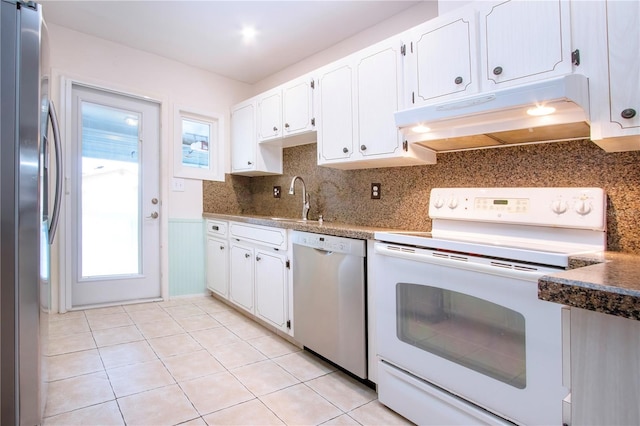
[230, 101, 256, 172]
[255, 249, 287, 330]
[257, 90, 281, 141]
[229, 243, 254, 313]
[206, 236, 228, 298]
[68, 84, 161, 307]
[356, 40, 403, 157]
[317, 63, 355, 163]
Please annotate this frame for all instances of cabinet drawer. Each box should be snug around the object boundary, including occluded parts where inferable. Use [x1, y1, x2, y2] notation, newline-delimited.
[206, 219, 228, 237]
[229, 222, 287, 250]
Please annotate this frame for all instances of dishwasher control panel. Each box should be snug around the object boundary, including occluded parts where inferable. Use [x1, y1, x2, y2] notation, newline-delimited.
[291, 231, 366, 257]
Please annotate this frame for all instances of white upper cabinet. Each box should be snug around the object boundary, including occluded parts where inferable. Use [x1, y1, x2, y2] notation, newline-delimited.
[230, 98, 283, 176]
[479, 0, 572, 89]
[357, 40, 403, 158]
[316, 36, 436, 169]
[316, 61, 355, 163]
[256, 75, 316, 147]
[606, 1, 639, 132]
[405, 10, 479, 106]
[231, 100, 256, 173]
[573, 0, 639, 152]
[256, 89, 282, 141]
[282, 76, 315, 138]
[401, 0, 572, 106]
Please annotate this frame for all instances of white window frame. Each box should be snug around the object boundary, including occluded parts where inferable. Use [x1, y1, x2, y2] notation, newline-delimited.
[173, 106, 225, 181]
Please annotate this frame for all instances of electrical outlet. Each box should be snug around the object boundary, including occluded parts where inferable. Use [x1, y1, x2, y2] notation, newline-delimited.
[371, 183, 381, 199]
[273, 186, 281, 198]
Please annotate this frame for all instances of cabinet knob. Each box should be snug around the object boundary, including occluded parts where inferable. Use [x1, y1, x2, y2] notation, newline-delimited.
[360, 144, 367, 151]
[219, 245, 224, 250]
[621, 108, 637, 119]
[256, 256, 261, 261]
[454, 76, 463, 84]
[493, 66, 503, 76]
[284, 123, 290, 129]
[247, 161, 253, 165]
[343, 147, 349, 153]
[244, 253, 251, 258]
[273, 126, 278, 132]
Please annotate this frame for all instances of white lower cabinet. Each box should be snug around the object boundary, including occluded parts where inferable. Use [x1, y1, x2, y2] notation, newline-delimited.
[205, 220, 229, 298]
[255, 249, 288, 330]
[229, 242, 255, 313]
[206, 236, 228, 298]
[570, 308, 640, 425]
[207, 220, 291, 334]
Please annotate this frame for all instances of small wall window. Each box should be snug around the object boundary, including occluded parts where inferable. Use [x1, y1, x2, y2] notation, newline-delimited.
[174, 107, 224, 181]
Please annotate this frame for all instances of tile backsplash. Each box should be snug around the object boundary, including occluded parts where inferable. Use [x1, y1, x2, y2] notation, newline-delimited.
[203, 139, 640, 254]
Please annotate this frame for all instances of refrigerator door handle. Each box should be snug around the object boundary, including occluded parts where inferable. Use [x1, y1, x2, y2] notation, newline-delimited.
[48, 100, 63, 244]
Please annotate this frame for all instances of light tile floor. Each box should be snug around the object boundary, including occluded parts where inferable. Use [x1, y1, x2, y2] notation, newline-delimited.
[43, 295, 413, 425]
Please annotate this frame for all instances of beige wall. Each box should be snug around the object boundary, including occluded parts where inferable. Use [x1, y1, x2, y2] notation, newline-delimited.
[204, 140, 640, 254]
[48, 23, 252, 219]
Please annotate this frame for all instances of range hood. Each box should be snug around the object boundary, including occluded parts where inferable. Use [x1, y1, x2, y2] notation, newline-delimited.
[395, 74, 591, 152]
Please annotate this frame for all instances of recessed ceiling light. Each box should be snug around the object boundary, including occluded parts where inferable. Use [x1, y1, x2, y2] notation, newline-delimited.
[241, 26, 257, 43]
[527, 105, 556, 116]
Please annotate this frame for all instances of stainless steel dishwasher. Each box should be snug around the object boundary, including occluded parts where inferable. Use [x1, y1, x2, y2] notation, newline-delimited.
[291, 230, 367, 379]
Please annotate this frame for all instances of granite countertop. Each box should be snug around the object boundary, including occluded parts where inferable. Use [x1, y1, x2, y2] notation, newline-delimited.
[203, 213, 399, 240]
[539, 252, 640, 321]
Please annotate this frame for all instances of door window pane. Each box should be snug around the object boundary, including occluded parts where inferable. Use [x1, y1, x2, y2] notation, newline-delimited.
[80, 101, 140, 278]
[396, 283, 526, 388]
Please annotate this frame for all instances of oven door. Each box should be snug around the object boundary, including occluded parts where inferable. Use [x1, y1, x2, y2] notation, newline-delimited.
[373, 242, 568, 425]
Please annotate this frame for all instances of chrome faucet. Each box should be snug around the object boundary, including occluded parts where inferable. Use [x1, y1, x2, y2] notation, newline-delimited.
[289, 176, 310, 220]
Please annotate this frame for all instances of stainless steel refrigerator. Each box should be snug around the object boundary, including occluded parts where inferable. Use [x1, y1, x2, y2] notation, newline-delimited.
[1, 1, 62, 424]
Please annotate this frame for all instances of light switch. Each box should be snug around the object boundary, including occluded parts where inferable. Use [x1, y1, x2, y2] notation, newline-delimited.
[172, 177, 185, 192]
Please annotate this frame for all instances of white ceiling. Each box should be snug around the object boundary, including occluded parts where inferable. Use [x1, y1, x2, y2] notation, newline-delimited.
[41, 1, 425, 84]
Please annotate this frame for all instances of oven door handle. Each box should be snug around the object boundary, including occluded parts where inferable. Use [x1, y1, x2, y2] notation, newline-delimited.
[374, 243, 550, 281]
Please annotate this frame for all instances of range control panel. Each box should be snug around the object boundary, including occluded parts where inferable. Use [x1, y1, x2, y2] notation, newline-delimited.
[429, 187, 606, 230]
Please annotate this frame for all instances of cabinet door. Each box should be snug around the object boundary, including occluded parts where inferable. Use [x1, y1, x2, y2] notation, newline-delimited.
[255, 250, 287, 330]
[356, 39, 403, 157]
[283, 78, 314, 136]
[229, 244, 254, 313]
[206, 237, 228, 298]
[317, 62, 356, 163]
[231, 102, 256, 172]
[410, 13, 478, 105]
[257, 90, 282, 141]
[607, 0, 640, 130]
[481, 0, 571, 88]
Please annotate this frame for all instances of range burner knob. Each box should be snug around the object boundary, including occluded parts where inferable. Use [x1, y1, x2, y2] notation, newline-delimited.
[447, 197, 459, 210]
[432, 196, 445, 209]
[551, 199, 568, 215]
[575, 199, 592, 216]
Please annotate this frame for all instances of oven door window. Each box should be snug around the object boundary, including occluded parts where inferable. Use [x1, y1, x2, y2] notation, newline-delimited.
[397, 283, 526, 389]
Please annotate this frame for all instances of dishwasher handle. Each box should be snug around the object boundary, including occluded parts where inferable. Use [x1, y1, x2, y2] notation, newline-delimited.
[313, 248, 334, 255]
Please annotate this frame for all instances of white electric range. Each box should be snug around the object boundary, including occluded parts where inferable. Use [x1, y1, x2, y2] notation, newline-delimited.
[373, 187, 606, 425]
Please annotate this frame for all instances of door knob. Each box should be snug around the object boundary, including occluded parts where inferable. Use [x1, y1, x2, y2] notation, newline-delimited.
[147, 212, 159, 219]
[151, 198, 159, 205]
